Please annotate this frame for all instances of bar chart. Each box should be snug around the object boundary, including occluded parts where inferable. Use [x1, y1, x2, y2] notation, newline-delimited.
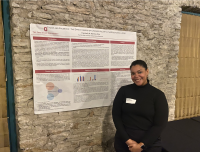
[76, 75, 96, 82]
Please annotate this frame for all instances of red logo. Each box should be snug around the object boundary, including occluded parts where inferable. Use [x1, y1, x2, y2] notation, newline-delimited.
[44, 27, 47, 31]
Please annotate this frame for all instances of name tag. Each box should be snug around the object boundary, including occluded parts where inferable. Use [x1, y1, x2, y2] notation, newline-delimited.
[126, 98, 136, 104]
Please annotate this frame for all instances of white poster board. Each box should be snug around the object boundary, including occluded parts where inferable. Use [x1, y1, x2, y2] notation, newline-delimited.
[30, 24, 137, 114]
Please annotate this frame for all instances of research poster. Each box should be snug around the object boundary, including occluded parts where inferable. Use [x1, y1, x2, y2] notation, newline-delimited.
[30, 24, 137, 114]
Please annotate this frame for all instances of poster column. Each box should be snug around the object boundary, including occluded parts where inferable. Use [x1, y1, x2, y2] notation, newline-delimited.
[30, 35, 73, 114]
[71, 38, 111, 109]
[110, 40, 136, 101]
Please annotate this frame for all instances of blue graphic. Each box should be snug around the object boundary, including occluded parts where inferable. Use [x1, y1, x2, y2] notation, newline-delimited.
[47, 93, 54, 100]
[58, 89, 62, 93]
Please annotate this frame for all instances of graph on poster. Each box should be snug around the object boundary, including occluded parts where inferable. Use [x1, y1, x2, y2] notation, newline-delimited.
[76, 74, 97, 82]
[46, 82, 62, 100]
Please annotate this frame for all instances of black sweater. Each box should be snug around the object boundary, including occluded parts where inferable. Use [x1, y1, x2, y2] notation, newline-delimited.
[112, 83, 169, 147]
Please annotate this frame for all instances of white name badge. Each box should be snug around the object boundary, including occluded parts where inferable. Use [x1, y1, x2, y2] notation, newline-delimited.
[126, 98, 136, 104]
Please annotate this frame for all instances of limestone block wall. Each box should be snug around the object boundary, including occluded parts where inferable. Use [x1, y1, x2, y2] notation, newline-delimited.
[9, 0, 200, 152]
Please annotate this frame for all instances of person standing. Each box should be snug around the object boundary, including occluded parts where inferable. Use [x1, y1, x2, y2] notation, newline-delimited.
[112, 60, 168, 152]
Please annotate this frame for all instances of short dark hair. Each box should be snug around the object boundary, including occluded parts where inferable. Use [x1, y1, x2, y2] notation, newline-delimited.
[130, 60, 149, 83]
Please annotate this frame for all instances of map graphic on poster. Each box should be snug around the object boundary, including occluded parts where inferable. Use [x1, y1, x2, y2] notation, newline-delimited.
[30, 24, 137, 114]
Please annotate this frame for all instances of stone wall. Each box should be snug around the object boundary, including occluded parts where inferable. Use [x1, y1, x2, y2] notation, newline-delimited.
[9, 0, 200, 152]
